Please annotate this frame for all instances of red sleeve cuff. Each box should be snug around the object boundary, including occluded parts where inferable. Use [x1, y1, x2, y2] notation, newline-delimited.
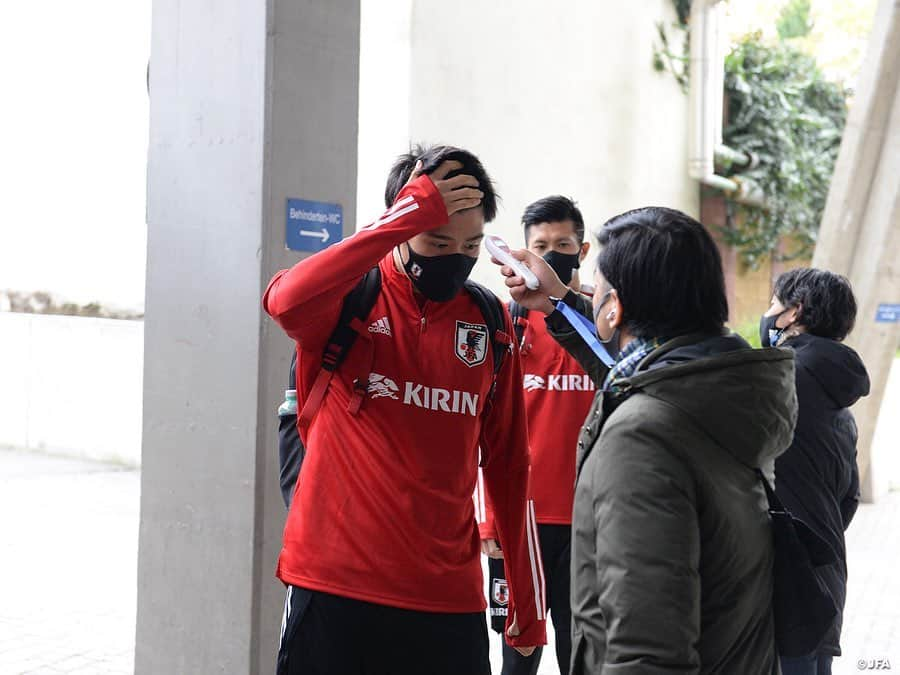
[478, 522, 498, 540]
[504, 619, 548, 648]
[398, 174, 448, 231]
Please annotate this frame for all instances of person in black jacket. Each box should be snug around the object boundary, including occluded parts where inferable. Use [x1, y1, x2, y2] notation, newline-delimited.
[760, 267, 871, 675]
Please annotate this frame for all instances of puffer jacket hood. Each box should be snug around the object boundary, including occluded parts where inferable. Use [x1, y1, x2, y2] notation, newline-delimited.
[789, 333, 870, 409]
[624, 332, 798, 470]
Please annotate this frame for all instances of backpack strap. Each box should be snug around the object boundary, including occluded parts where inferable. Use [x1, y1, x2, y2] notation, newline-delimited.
[756, 468, 782, 511]
[463, 280, 513, 419]
[508, 300, 530, 352]
[464, 280, 512, 377]
[288, 349, 297, 389]
[464, 281, 513, 468]
[298, 266, 382, 431]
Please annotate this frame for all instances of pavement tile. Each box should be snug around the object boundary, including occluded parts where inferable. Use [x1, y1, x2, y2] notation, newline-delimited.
[1, 447, 897, 675]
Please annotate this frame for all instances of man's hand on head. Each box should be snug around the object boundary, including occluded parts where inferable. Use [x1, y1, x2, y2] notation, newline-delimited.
[404, 159, 483, 217]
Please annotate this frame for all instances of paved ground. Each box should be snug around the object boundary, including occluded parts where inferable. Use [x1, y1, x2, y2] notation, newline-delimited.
[1, 448, 897, 674]
[837, 494, 900, 674]
[0, 451, 138, 675]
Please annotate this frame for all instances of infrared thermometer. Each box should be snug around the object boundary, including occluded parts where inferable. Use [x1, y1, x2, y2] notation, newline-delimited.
[485, 235, 540, 290]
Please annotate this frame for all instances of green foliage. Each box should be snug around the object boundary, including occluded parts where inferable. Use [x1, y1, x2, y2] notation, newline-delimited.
[652, 0, 692, 93]
[673, 0, 692, 26]
[0, 289, 143, 320]
[722, 35, 848, 267]
[652, 20, 690, 93]
[777, 0, 814, 40]
[730, 319, 762, 349]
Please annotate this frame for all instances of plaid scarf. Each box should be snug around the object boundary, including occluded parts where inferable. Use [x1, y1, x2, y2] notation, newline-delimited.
[603, 336, 666, 393]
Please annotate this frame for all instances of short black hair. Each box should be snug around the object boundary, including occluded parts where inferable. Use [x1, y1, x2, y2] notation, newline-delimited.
[595, 207, 729, 338]
[383, 144, 498, 222]
[521, 196, 585, 244]
[773, 267, 857, 340]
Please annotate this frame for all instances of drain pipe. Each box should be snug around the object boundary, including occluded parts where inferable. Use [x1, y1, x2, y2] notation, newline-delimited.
[688, 0, 764, 206]
[688, 0, 734, 189]
[715, 143, 757, 169]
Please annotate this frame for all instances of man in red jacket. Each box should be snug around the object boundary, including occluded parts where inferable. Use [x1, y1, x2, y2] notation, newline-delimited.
[477, 196, 595, 675]
[264, 145, 546, 675]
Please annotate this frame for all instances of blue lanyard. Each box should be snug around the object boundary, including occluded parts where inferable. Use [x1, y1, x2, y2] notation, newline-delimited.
[554, 300, 616, 368]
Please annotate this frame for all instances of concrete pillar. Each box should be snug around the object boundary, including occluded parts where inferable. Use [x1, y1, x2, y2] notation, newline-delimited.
[137, 1, 360, 673]
[813, 0, 900, 502]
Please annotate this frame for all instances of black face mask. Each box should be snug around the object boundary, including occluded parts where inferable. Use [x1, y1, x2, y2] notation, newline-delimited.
[542, 251, 581, 286]
[759, 309, 791, 347]
[403, 243, 477, 302]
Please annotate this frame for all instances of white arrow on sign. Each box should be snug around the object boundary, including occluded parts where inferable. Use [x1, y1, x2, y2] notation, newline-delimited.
[299, 228, 330, 244]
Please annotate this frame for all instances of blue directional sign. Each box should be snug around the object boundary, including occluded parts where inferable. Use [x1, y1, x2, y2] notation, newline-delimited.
[285, 198, 343, 252]
[875, 303, 900, 323]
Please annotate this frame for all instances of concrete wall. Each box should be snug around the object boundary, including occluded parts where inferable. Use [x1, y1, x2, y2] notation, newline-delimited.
[0, 313, 143, 466]
[872, 356, 900, 496]
[356, 0, 698, 294]
[138, 0, 360, 672]
[138, 0, 271, 670]
[356, 0, 414, 221]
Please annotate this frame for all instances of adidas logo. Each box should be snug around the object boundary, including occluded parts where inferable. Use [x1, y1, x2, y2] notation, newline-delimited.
[368, 316, 392, 336]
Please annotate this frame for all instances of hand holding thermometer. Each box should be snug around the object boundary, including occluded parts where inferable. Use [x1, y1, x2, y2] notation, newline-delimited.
[485, 235, 540, 290]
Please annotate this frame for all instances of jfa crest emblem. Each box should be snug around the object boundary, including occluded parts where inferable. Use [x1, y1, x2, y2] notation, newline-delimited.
[455, 321, 488, 367]
[492, 578, 509, 606]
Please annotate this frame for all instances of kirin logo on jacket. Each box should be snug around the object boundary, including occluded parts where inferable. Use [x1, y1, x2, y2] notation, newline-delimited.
[523, 374, 545, 391]
[367, 373, 400, 400]
[366, 372, 480, 416]
[523, 373, 596, 392]
[455, 321, 488, 367]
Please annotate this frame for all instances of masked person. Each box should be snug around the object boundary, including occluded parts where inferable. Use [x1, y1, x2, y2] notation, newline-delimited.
[496, 207, 797, 674]
[477, 196, 594, 675]
[264, 145, 546, 675]
[761, 268, 870, 675]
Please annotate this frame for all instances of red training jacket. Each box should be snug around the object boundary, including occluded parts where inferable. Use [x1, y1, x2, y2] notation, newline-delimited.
[263, 175, 547, 648]
[477, 304, 596, 538]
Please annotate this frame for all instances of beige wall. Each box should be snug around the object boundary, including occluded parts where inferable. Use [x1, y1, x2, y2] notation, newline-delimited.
[358, 0, 699, 296]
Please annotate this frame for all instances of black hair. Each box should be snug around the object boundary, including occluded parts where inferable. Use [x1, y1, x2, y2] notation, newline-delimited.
[595, 207, 729, 339]
[773, 267, 857, 340]
[521, 196, 585, 244]
[383, 144, 498, 222]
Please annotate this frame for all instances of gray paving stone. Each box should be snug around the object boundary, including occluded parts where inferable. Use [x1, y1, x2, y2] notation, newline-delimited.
[1, 447, 897, 675]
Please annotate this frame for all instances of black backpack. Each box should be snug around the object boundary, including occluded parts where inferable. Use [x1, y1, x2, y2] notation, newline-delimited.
[276, 267, 511, 508]
[508, 301, 529, 351]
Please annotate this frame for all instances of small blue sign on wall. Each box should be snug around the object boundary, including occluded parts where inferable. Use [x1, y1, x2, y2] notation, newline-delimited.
[285, 198, 343, 252]
[875, 303, 900, 323]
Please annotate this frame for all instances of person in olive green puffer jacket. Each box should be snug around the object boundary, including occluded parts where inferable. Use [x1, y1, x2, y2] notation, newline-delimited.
[496, 207, 798, 674]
